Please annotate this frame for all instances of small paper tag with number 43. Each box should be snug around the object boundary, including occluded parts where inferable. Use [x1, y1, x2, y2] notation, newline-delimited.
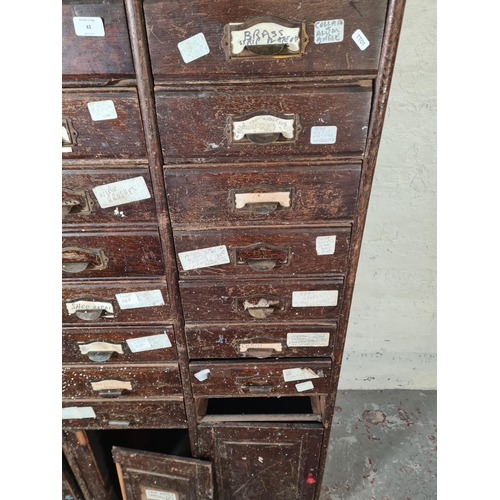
[73, 17, 105, 37]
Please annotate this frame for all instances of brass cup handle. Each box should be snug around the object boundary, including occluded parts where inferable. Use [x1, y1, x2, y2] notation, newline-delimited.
[245, 384, 274, 394]
[233, 190, 291, 214]
[62, 189, 94, 216]
[243, 348, 276, 359]
[247, 307, 276, 319]
[235, 243, 289, 271]
[90, 380, 132, 398]
[78, 342, 124, 362]
[75, 309, 105, 321]
[62, 247, 109, 273]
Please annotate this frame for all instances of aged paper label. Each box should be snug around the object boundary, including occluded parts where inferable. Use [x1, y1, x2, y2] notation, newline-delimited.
[295, 381, 315, 392]
[66, 300, 114, 315]
[234, 191, 290, 209]
[231, 23, 300, 54]
[79, 342, 124, 355]
[239, 342, 283, 353]
[316, 235, 337, 255]
[286, 332, 330, 347]
[179, 245, 230, 271]
[87, 100, 117, 121]
[178, 33, 210, 63]
[90, 380, 132, 391]
[282, 367, 320, 382]
[292, 290, 338, 307]
[92, 176, 151, 209]
[314, 19, 344, 44]
[233, 115, 294, 140]
[62, 407, 96, 419]
[352, 29, 370, 50]
[310, 126, 337, 144]
[126, 332, 172, 353]
[116, 290, 164, 310]
[73, 17, 105, 37]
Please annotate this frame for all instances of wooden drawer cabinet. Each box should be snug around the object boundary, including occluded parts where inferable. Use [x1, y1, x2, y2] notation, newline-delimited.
[62, 0, 406, 499]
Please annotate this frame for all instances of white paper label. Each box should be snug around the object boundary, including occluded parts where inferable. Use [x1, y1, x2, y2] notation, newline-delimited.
[314, 19, 344, 44]
[194, 369, 210, 381]
[145, 490, 177, 500]
[295, 381, 315, 392]
[231, 23, 300, 54]
[239, 343, 283, 353]
[283, 368, 320, 382]
[116, 290, 164, 310]
[126, 333, 172, 353]
[62, 407, 96, 419]
[62, 125, 72, 152]
[179, 245, 230, 271]
[92, 177, 151, 209]
[287, 332, 330, 347]
[352, 29, 370, 50]
[66, 300, 114, 315]
[178, 33, 210, 63]
[233, 115, 294, 141]
[87, 100, 117, 121]
[310, 126, 337, 144]
[316, 235, 337, 255]
[292, 290, 338, 307]
[73, 17, 105, 37]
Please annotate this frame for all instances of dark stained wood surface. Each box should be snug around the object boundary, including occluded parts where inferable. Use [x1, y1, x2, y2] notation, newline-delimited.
[62, 90, 147, 159]
[155, 84, 372, 162]
[62, 0, 135, 81]
[165, 164, 361, 227]
[143, 0, 388, 82]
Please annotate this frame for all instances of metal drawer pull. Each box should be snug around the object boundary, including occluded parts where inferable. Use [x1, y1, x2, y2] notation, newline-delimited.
[108, 419, 130, 427]
[243, 348, 275, 359]
[62, 117, 78, 152]
[62, 188, 94, 216]
[78, 342, 124, 362]
[237, 295, 286, 319]
[223, 16, 308, 59]
[227, 111, 301, 145]
[245, 385, 274, 394]
[239, 342, 283, 358]
[232, 187, 292, 214]
[90, 379, 133, 398]
[235, 242, 290, 271]
[62, 247, 109, 273]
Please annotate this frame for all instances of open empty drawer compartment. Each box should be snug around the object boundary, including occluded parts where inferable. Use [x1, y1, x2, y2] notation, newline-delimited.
[195, 395, 328, 423]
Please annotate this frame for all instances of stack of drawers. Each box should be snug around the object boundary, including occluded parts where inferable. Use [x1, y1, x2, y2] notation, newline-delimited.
[62, 0, 187, 435]
[62, 0, 406, 499]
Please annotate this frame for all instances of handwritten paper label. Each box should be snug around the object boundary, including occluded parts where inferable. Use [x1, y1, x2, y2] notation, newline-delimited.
[87, 100, 117, 121]
[295, 381, 315, 392]
[73, 17, 105, 37]
[90, 380, 132, 391]
[292, 290, 338, 307]
[283, 367, 320, 382]
[92, 177, 151, 209]
[310, 126, 337, 144]
[233, 115, 294, 141]
[194, 369, 210, 382]
[287, 332, 330, 347]
[178, 33, 210, 63]
[316, 235, 337, 255]
[179, 245, 230, 271]
[314, 20, 344, 44]
[231, 23, 300, 54]
[126, 333, 172, 353]
[145, 490, 178, 500]
[66, 300, 114, 315]
[115, 290, 164, 310]
[352, 29, 370, 50]
[239, 343, 283, 353]
[62, 407, 96, 419]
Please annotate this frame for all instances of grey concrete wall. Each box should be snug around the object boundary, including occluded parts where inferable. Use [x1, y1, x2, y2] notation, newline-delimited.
[338, 0, 437, 390]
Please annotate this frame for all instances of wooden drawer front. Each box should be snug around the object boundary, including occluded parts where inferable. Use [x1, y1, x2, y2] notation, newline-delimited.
[62, 327, 177, 364]
[190, 359, 332, 397]
[198, 423, 322, 500]
[62, 169, 156, 225]
[174, 227, 351, 279]
[62, 363, 182, 399]
[62, 91, 147, 159]
[185, 323, 336, 360]
[144, 0, 387, 81]
[156, 85, 371, 161]
[62, 0, 134, 81]
[165, 164, 360, 226]
[62, 400, 187, 429]
[62, 283, 171, 325]
[179, 279, 343, 322]
[62, 230, 164, 279]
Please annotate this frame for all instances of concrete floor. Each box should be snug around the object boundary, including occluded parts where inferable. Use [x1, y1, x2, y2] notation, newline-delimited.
[320, 390, 437, 500]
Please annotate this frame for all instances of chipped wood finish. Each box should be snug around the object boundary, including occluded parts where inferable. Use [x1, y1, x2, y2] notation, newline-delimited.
[143, 0, 388, 82]
[62, 0, 135, 83]
[62, 399, 187, 430]
[62, 90, 147, 159]
[198, 423, 323, 500]
[165, 163, 361, 227]
[155, 83, 372, 162]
